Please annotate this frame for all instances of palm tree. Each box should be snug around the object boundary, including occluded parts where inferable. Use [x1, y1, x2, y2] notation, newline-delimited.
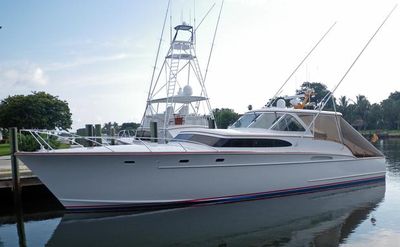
[354, 95, 371, 130]
[338, 96, 349, 108]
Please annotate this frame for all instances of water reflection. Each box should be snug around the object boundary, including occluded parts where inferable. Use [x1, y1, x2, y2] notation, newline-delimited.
[3, 138, 400, 246]
[46, 183, 384, 247]
[379, 138, 400, 175]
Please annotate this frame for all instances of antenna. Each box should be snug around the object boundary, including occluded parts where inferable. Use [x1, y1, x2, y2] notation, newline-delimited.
[140, 0, 171, 126]
[170, 1, 173, 43]
[304, 4, 397, 135]
[267, 22, 336, 107]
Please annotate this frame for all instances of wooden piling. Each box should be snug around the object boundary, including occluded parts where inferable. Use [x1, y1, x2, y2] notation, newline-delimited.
[86, 124, 94, 147]
[95, 124, 102, 144]
[10, 127, 21, 193]
[9, 127, 27, 246]
[208, 118, 216, 129]
[110, 128, 116, 145]
[150, 122, 158, 143]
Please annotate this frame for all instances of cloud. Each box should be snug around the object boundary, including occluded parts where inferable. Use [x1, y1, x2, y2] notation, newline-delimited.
[0, 63, 48, 88]
[46, 53, 134, 71]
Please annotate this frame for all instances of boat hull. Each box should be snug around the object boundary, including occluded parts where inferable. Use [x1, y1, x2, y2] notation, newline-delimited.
[17, 151, 386, 211]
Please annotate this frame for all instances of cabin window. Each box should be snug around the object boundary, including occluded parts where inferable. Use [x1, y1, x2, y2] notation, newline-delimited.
[173, 133, 221, 146]
[271, 114, 305, 132]
[215, 138, 292, 148]
[173, 134, 292, 148]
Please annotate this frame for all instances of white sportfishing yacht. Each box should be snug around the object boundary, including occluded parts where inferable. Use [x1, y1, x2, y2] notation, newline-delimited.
[16, 103, 385, 211]
[16, 4, 394, 212]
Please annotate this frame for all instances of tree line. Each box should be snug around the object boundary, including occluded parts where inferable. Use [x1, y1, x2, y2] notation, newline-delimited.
[213, 82, 400, 130]
[1, 86, 399, 136]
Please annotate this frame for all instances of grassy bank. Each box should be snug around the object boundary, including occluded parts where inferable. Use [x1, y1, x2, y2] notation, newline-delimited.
[360, 130, 400, 138]
[0, 142, 70, 156]
[0, 144, 10, 156]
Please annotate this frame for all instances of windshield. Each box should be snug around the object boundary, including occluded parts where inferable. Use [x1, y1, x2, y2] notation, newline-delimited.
[231, 113, 260, 128]
[270, 114, 306, 132]
[248, 112, 281, 129]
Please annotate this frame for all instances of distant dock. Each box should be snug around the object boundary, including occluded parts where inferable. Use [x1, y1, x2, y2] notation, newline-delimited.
[361, 130, 400, 139]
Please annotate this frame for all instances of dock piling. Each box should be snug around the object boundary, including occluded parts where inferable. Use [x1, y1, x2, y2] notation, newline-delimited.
[86, 124, 94, 147]
[110, 128, 116, 145]
[9, 127, 27, 246]
[150, 122, 158, 143]
[10, 127, 21, 194]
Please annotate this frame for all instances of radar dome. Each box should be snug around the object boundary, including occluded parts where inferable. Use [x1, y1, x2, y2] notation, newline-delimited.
[277, 99, 286, 108]
[183, 85, 193, 96]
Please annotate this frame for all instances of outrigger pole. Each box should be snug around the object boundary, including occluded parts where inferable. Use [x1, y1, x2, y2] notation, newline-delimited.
[141, 0, 171, 126]
[305, 4, 397, 134]
[266, 22, 337, 107]
[200, 0, 224, 127]
[317, 4, 398, 111]
[195, 3, 216, 32]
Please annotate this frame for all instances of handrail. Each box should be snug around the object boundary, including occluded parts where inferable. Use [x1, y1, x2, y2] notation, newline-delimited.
[20, 129, 115, 152]
[20, 129, 220, 153]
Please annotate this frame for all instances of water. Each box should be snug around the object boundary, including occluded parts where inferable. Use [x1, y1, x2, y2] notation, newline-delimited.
[1, 139, 400, 247]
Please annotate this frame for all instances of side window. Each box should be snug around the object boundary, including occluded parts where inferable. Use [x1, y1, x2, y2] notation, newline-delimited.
[174, 134, 193, 140]
[173, 133, 222, 146]
[271, 115, 305, 132]
[214, 138, 292, 147]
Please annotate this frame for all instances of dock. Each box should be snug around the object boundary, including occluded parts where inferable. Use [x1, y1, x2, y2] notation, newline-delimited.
[0, 156, 42, 189]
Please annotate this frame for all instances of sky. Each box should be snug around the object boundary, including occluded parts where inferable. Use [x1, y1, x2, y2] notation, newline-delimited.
[1, 0, 399, 130]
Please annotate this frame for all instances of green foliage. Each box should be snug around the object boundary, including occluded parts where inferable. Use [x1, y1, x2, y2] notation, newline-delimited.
[335, 91, 400, 131]
[213, 108, 240, 129]
[18, 134, 64, 152]
[102, 122, 120, 134]
[18, 134, 41, 151]
[120, 122, 140, 130]
[381, 92, 400, 130]
[296, 82, 334, 109]
[101, 122, 140, 135]
[0, 91, 72, 129]
[0, 143, 10, 156]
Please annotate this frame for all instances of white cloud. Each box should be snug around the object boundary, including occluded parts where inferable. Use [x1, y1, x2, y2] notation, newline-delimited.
[46, 53, 133, 71]
[0, 63, 48, 88]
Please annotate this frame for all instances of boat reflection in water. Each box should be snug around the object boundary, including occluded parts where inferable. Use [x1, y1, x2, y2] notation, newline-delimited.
[47, 182, 384, 247]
